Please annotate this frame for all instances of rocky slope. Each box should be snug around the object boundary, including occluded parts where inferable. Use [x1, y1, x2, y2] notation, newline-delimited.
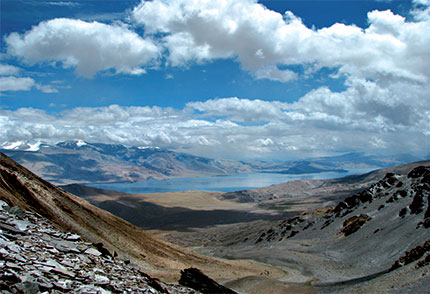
[167, 163, 430, 293]
[220, 160, 430, 205]
[0, 200, 193, 293]
[0, 152, 284, 285]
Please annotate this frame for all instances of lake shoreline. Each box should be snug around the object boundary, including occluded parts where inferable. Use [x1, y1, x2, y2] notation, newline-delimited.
[86, 168, 377, 194]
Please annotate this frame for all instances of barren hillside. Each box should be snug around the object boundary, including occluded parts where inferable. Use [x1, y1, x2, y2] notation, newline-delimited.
[0, 152, 284, 284]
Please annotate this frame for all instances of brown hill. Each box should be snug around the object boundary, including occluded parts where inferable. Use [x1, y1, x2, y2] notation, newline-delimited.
[0, 152, 284, 283]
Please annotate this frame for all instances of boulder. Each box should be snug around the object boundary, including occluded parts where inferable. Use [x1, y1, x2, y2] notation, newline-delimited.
[179, 267, 237, 294]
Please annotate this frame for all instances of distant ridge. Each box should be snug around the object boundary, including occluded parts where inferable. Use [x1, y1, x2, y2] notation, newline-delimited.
[1, 140, 423, 185]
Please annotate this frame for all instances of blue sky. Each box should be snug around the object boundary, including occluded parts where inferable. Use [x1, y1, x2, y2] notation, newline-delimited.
[0, 0, 412, 110]
[0, 0, 429, 160]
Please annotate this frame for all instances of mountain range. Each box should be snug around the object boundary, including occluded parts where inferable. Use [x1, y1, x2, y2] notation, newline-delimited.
[1, 140, 423, 184]
[1, 152, 429, 293]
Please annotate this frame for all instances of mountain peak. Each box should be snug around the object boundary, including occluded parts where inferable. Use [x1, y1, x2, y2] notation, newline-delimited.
[56, 140, 90, 149]
[0, 141, 46, 152]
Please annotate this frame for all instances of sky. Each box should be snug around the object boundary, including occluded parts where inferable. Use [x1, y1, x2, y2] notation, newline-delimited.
[0, 0, 429, 160]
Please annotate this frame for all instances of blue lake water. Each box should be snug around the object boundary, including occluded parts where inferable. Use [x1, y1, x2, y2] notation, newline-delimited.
[89, 168, 376, 194]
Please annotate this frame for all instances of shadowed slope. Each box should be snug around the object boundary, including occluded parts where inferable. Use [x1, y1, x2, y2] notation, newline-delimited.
[61, 184, 291, 232]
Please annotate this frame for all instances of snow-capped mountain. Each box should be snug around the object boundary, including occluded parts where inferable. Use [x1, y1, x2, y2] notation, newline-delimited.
[0, 141, 254, 184]
[1, 140, 424, 185]
[1, 141, 48, 152]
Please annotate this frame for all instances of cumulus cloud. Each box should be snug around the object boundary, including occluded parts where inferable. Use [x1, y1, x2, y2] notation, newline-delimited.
[2, 0, 429, 159]
[5, 18, 160, 77]
[35, 84, 59, 93]
[0, 77, 36, 91]
[1, 90, 428, 159]
[131, 0, 430, 83]
[187, 97, 288, 122]
[5, 0, 429, 83]
[412, 0, 430, 20]
[0, 64, 59, 94]
[0, 64, 20, 76]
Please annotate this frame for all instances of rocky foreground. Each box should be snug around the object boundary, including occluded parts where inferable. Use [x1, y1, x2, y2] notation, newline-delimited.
[0, 200, 195, 294]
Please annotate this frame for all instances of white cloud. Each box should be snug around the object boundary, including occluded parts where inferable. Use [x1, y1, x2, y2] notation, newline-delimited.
[0, 75, 59, 94]
[1, 88, 428, 159]
[412, 0, 430, 21]
[6, 0, 429, 84]
[131, 0, 430, 84]
[27, 1, 80, 7]
[35, 84, 59, 93]
[0, 76, 35, 91]
[2, 0, 429, 159]
[254, 66, 297, 82]
[46, 1, 79, 7]
[0, 69, 59, 93]
[187, 97, 289, 122]
[5, 18, 161, 77]
[0, 64, 20, 76]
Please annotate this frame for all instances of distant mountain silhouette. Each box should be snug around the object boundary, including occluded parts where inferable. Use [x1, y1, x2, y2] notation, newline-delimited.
[2, 140, 423, 184]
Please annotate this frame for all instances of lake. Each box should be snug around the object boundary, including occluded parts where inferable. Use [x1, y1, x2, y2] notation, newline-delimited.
[88, 168, 376, 194]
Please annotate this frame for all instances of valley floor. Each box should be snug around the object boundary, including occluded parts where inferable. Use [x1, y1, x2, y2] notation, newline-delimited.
[63, 162, 430, 294]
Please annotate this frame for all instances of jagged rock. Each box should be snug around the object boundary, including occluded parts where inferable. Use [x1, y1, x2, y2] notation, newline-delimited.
[63, 233, 81, 241]
[416, 254, 430, 268]
[94, 274, 110, 284]
[409, 190, 425, 215]
[322, 166, 430, 234]
[179, 267, 237, 294]
[8, 206, 26, 218]
[390, 240, 430, 271]
[53, 280, 73, 291]
[399, 207, 408, 218]
[92, 242, 112, 258]
[15, 281, 40, 294]
[53, 240, 81, 253]
[407, 166, 429, 178]
[84, 247, 102, 256]
[0, 222, 26, 235]
[0, 203, 194, 294]
[384, 173, 398, 186]
[333, 189, 373, 217]
[339, 214, 372, 236]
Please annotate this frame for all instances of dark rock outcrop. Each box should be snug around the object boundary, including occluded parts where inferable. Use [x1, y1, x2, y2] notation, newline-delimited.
[390, 240, 430, 271]
[339, 214, 372, 236]
[325, 166, 430, 231]
[255, 215, 308, 243]
[179, 268, 237, 294]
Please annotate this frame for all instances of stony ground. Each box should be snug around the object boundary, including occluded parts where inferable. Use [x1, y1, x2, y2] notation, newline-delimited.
[0, 199, 194, 294]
